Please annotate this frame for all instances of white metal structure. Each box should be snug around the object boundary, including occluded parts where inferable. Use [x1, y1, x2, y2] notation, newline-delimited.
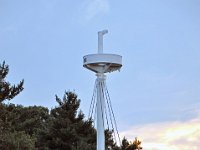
[83, 30, 122, 150]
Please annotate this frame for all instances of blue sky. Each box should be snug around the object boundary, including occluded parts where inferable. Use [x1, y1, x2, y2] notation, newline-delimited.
[1, 0, 200, 149]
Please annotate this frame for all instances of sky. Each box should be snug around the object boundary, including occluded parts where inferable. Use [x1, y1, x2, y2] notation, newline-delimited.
[1, 0, 200, 149]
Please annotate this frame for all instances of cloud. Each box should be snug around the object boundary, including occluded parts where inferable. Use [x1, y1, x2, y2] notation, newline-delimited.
[82, 0, 110, 21]
[120, 111, 200, 150]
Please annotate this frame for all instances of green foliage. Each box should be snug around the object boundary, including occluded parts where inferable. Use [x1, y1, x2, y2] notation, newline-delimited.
[38, 91, 97, 150]
[0, 103, 49, 149]
[0, 61, 24, 102]
[105, 129, 120, 150]
[121, 137, 142, 150]
[0, 130, 35, 150]
[13, 105, 49, 136]
[121, 137, 130, 150]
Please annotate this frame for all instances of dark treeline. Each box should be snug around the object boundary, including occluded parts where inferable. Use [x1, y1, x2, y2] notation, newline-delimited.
[0, 61, 142, 150]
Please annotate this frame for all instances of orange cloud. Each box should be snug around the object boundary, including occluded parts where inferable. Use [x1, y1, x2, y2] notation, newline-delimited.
[120, 113, 200, 150]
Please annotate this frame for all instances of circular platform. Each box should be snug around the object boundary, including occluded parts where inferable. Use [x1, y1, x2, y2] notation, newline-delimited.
[83, 54, 122, 73]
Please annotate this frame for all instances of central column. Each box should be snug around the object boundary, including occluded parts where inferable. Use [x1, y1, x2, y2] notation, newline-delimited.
[96, 73, 106, 150]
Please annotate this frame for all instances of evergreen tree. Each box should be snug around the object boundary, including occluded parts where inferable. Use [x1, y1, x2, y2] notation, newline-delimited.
[12, 105, 49, 137]
[0, 103, 47, 149]
[105, 129, 120, 150]
[39, 91, 96, 150]
[0, 130, 35, 150]
[121, 137, 142, 150]
[121, 137, 130, 150]
[0, 61, 35, 149]
[0, 61, 24, 102]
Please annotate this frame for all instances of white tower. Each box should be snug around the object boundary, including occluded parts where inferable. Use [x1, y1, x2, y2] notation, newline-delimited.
[83, 30, 122, 150]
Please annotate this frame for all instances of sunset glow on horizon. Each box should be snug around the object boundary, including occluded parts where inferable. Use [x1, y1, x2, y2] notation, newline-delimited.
[120, 112, 200, 150]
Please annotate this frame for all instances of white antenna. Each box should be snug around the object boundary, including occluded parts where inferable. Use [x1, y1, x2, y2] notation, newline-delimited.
[98, 30, 108, 53]
[83, 30, 122, 150]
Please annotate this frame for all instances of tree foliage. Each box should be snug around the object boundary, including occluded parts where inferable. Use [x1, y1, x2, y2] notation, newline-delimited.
[0, 103, 49, 149]
[121, 137, 142, 150]
[0, 130, 35, 150]
[38, 92, 96, 150]
[0, 61, 24, 102]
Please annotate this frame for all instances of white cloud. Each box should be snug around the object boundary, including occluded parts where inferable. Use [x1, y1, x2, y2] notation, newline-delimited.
[82, 0, 110, 21]
[120, 112, 200, 150]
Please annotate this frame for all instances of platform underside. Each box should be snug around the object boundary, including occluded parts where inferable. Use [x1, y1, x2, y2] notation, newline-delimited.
[83, 54, 122, 73]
